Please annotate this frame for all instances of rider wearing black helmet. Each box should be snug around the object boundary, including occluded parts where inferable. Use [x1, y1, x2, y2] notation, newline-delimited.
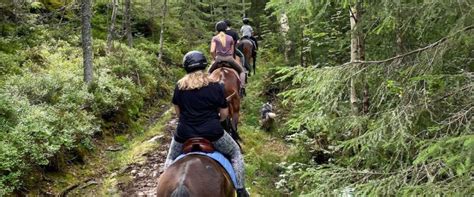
[164, 51, 249, 197]
[240, 18, 258, 50]
[209, 21, 247, 94]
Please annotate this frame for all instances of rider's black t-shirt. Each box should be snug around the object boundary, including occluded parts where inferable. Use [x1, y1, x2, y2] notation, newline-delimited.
[225, 29, 240, 44]
[172, 82, 228, 143]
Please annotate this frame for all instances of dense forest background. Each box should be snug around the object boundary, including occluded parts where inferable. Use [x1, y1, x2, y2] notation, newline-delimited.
[0, 0, 472, 196]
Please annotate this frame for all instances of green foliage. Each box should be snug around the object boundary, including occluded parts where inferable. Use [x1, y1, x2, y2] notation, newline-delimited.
[0, 4, 176, 193]
[264, 0, 474, 195]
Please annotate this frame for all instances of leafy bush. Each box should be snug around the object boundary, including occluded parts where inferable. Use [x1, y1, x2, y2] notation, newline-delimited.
[0, 33, 173, 195]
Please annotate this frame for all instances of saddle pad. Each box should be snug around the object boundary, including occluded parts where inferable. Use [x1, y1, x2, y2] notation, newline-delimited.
[174, 152, 238, 188]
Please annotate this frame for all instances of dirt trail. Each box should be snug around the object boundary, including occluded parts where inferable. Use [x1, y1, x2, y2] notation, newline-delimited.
[117, 118, 177, 196]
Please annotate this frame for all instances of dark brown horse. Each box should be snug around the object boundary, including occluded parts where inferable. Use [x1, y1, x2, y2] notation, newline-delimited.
[156, 155, 234, 196]
[210, 66, 242, 141]
[238, 39, 256, 75]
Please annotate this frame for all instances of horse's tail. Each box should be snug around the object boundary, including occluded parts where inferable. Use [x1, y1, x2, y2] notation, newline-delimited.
[237, 42, 251, 73]
[171, 184, 190, 197]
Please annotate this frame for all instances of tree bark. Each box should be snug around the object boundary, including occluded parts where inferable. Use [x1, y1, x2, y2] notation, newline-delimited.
[124, 0, 133, 48]
[106, 0, 118, 53]
[157, 0, 167, 63]
[279, 12, 290, 63]
[300, 25, 305, 67]
[394, 5, 405, 65]
[12, 0, 23, 21]
[150, 0, 155, 39]
[242, 0, 246, 18]
[81, 0, 93, 84]
[349, 2, 365, 115]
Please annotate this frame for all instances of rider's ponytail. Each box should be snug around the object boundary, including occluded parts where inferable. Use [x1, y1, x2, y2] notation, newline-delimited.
[217, 31, 227, 48]
[177, 70, 218, 90]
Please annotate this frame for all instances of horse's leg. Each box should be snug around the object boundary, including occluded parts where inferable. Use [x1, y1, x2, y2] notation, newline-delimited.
[253, 53, 257, 75]
[231, 97, 241, 141]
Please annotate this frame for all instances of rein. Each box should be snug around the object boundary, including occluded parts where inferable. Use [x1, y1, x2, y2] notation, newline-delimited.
[226, 91, 236, 101]
[219, 68, 237, 101]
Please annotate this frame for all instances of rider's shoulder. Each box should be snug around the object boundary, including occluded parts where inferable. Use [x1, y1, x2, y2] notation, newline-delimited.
[208, 82, 225, 90]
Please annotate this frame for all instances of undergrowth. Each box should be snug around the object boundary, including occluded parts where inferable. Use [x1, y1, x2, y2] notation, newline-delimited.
[0, 4, 176, 194]
[239, 49, 293, 196]
[270, 29, 473, 195]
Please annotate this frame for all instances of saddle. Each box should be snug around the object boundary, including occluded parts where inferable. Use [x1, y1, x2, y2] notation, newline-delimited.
[183, 137, 215, 153]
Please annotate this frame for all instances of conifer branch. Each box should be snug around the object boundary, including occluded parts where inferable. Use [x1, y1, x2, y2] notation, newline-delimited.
[341, 25, 474, 66]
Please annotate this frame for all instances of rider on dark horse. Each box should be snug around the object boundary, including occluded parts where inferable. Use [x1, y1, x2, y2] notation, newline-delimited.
[208, 21, 247, 95]
[240, 18, 258, 51]
[164, 51, 249, 197]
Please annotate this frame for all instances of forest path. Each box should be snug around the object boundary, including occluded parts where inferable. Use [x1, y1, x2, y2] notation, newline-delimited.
[117, 117, 176, 196]
[57, 50, 290, 196]
[115, 50, 291, 196]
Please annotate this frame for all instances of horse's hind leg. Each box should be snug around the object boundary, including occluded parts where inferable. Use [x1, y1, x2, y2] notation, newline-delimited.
[253, 54, 257, 75]
[231, 102, 241, 141]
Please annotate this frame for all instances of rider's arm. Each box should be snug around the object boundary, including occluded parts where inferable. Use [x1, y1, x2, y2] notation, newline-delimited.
[174, 105, 180, 118]
[210, 39, 216, 60]
[219, 107, 229, 121]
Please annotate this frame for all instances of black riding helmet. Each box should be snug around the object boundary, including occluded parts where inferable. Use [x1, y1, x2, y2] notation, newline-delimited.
[215, 21, 227, 32]
[182, 51, 208, 73]
[242, 18, 250, 25]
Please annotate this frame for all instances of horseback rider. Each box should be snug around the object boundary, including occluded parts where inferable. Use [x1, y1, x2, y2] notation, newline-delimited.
[224, 19, 246, 65]
[240, 18, 258, 51]
[208, 21, 246, 95]
[164, 51, 249, 197]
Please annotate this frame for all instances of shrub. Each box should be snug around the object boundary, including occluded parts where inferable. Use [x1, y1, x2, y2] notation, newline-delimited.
[0, 36, 173, 194]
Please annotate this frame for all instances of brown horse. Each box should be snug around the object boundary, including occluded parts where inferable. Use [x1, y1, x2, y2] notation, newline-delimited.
[238, 39, 256, 75]
[209, 66, 242, 141]
[156, 155, 234, 196]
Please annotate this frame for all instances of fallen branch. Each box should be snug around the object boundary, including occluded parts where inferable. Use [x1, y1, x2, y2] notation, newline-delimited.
[341, 25, 474, 66]
[59, 178, 94, 197]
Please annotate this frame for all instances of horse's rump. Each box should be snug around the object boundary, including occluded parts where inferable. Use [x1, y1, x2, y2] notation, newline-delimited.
[157, 155, 234, 197]
[237, 39, 256, 75]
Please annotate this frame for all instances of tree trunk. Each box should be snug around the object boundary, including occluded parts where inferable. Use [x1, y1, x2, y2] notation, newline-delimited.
[106, 0, 118, 53]
[242, 0, 245, 18]
[124, 0, 133, 48]
[81, 0, 93, 84]
[300, 25, 305, 67]
[12, 0, 22, 21]
[279, 13, 290, 63]
[349, 2, 365, 115]
[150, 0, 155, 39]
[394, 5, 405, 65]
[157, 0, 167, 63]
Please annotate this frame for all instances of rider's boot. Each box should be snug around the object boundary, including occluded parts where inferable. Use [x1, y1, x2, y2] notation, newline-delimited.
[237, 188, 250, 197]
